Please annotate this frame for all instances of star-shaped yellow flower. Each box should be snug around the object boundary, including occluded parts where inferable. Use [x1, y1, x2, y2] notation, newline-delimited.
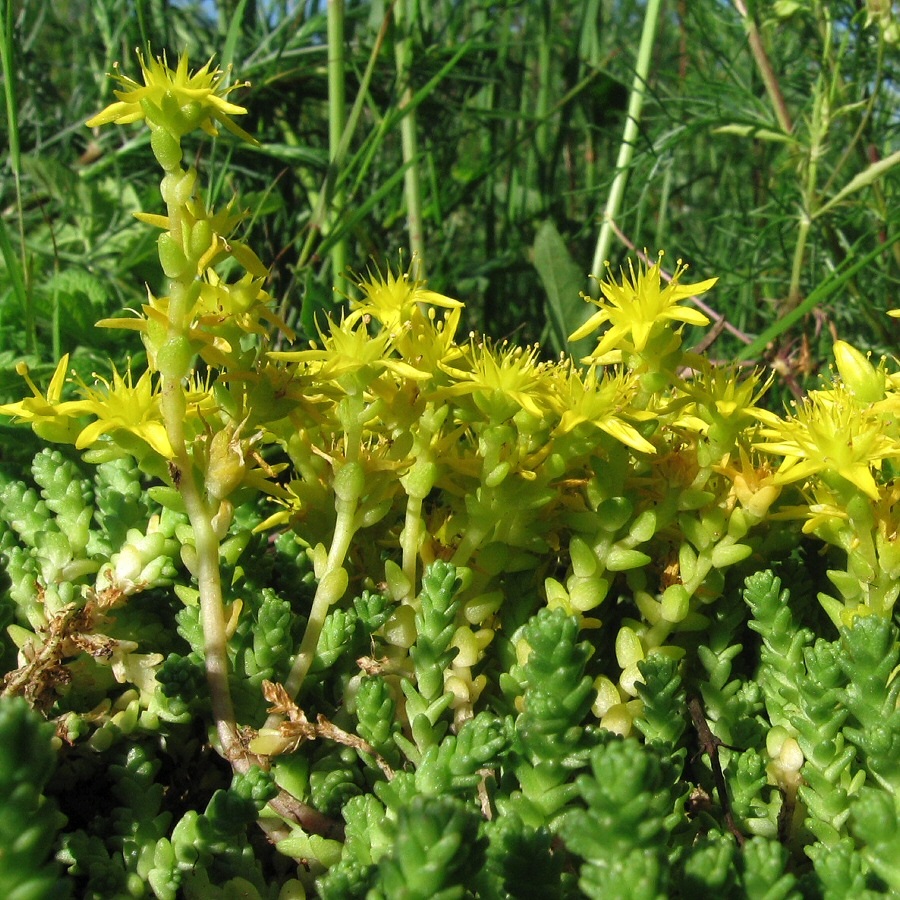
[86, 50, 256, 143]
[753, 384, 900, 501]
[64, 366, 173, 458]
[348, 264, 462, 338]
[0, 355, 82, 444]
[570, 253, 716, 359]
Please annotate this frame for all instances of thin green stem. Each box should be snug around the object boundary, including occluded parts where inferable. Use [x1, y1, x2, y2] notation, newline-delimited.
[590, 0, 663, 278]
[731, 0, 793, 135]
[394, 0, 426, 274]
[177, 460, 240, 755]
[292, 3, 393, 277]
[264, 492, 359, 726]
[785, 67, 826, 312]
[535, 1, 552, 164]
[267, 394, 365, 717]
[786, 216, 812, 313]
[327, 0, 348, 294]
[401, 493, 423, 598]
[0, 0, 33, 354]
[737, 235, 900, 361]
[157, 160, 241, 762]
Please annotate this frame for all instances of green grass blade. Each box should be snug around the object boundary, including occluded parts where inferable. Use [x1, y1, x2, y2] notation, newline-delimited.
[0, 217, 28, 351]
[737, 235, 900, 362]
[221, 0, 252, 73]
[0, 0, 33, 355]
[590, 0, 663, 277]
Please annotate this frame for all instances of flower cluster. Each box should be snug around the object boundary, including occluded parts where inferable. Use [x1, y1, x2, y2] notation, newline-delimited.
[4, 48, 900, 897]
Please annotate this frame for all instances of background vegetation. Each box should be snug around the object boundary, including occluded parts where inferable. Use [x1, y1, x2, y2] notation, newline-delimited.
[2, 0, 898, 410]
[2, 3, 900, 896]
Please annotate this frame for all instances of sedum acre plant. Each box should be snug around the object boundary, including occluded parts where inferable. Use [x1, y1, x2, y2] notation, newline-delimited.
[2, 49, 900, 898]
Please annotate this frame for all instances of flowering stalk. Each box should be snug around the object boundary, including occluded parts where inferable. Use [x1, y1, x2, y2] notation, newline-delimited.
[273, 455, 360, 709]
[85, 52, 259, 763]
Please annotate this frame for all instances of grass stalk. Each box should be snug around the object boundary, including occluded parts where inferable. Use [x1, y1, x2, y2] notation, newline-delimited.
[731, 0, 793, 135]
[590, 0, 663, 278]
[0, 0, 34, 355]
[293, 5, 392, 276]
[393, 0, 426, 275]
[327, 0, 348, 294]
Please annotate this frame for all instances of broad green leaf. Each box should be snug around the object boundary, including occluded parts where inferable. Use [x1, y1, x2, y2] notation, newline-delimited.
[532, 220, 589, 357]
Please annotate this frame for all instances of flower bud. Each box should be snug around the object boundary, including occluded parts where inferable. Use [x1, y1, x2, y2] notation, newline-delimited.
[833, 340, 885, 403]
[157, 232, 190, 279]
[206, 427, 246, 501]
[150, 125, 182, 171]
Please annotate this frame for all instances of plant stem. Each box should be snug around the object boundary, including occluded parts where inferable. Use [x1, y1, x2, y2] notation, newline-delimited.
[786, 65, 826, 312]
[0, 0, 34, 355]
[266, 399, 365, 720]
[401, 493, 423, 597]
[176, 456, 240, 755]
[731, 0, 793, 135]
[158, 167, 240, 762]
[394, 0, 426, 274]
[327, 0, 348, 294]
[291, 4, 392, 278]
[263, 491, 359, 728]
[590, 0, 662, 279]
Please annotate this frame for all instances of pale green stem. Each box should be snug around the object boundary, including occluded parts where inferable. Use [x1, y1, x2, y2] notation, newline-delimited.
[786, 73, 825, 312]
[786, 216, 812, 312]
[401, 493, 423, 598]
[264, 492, 359, 728]
[394, 0, 426, 273]
[177, 461, 240, 755]
[266, 395, 365, 720]
[590, 0, 662, 278]
[327, 0, 348, 294]
[157, 161, 240, 760]
[160, 366, 239, 757]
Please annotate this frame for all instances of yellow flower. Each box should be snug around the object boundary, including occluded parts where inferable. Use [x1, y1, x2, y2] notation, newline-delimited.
[550, 363, 656, 454]
[64, 365, 173, 458]
[714, 447, 782, 520]
[348, 263, 463, 338]
[0, 357, 178, 458]
[269, 318, 432, 385]
[753, 384, 900, 500]
[99, 268, 293, 370]
[569, 253, 716, 359]
[683, 362, 772, 425]
[0, 355, 82, 444]
[86, 50, 256, 143]
[439, 339, 552, 421]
